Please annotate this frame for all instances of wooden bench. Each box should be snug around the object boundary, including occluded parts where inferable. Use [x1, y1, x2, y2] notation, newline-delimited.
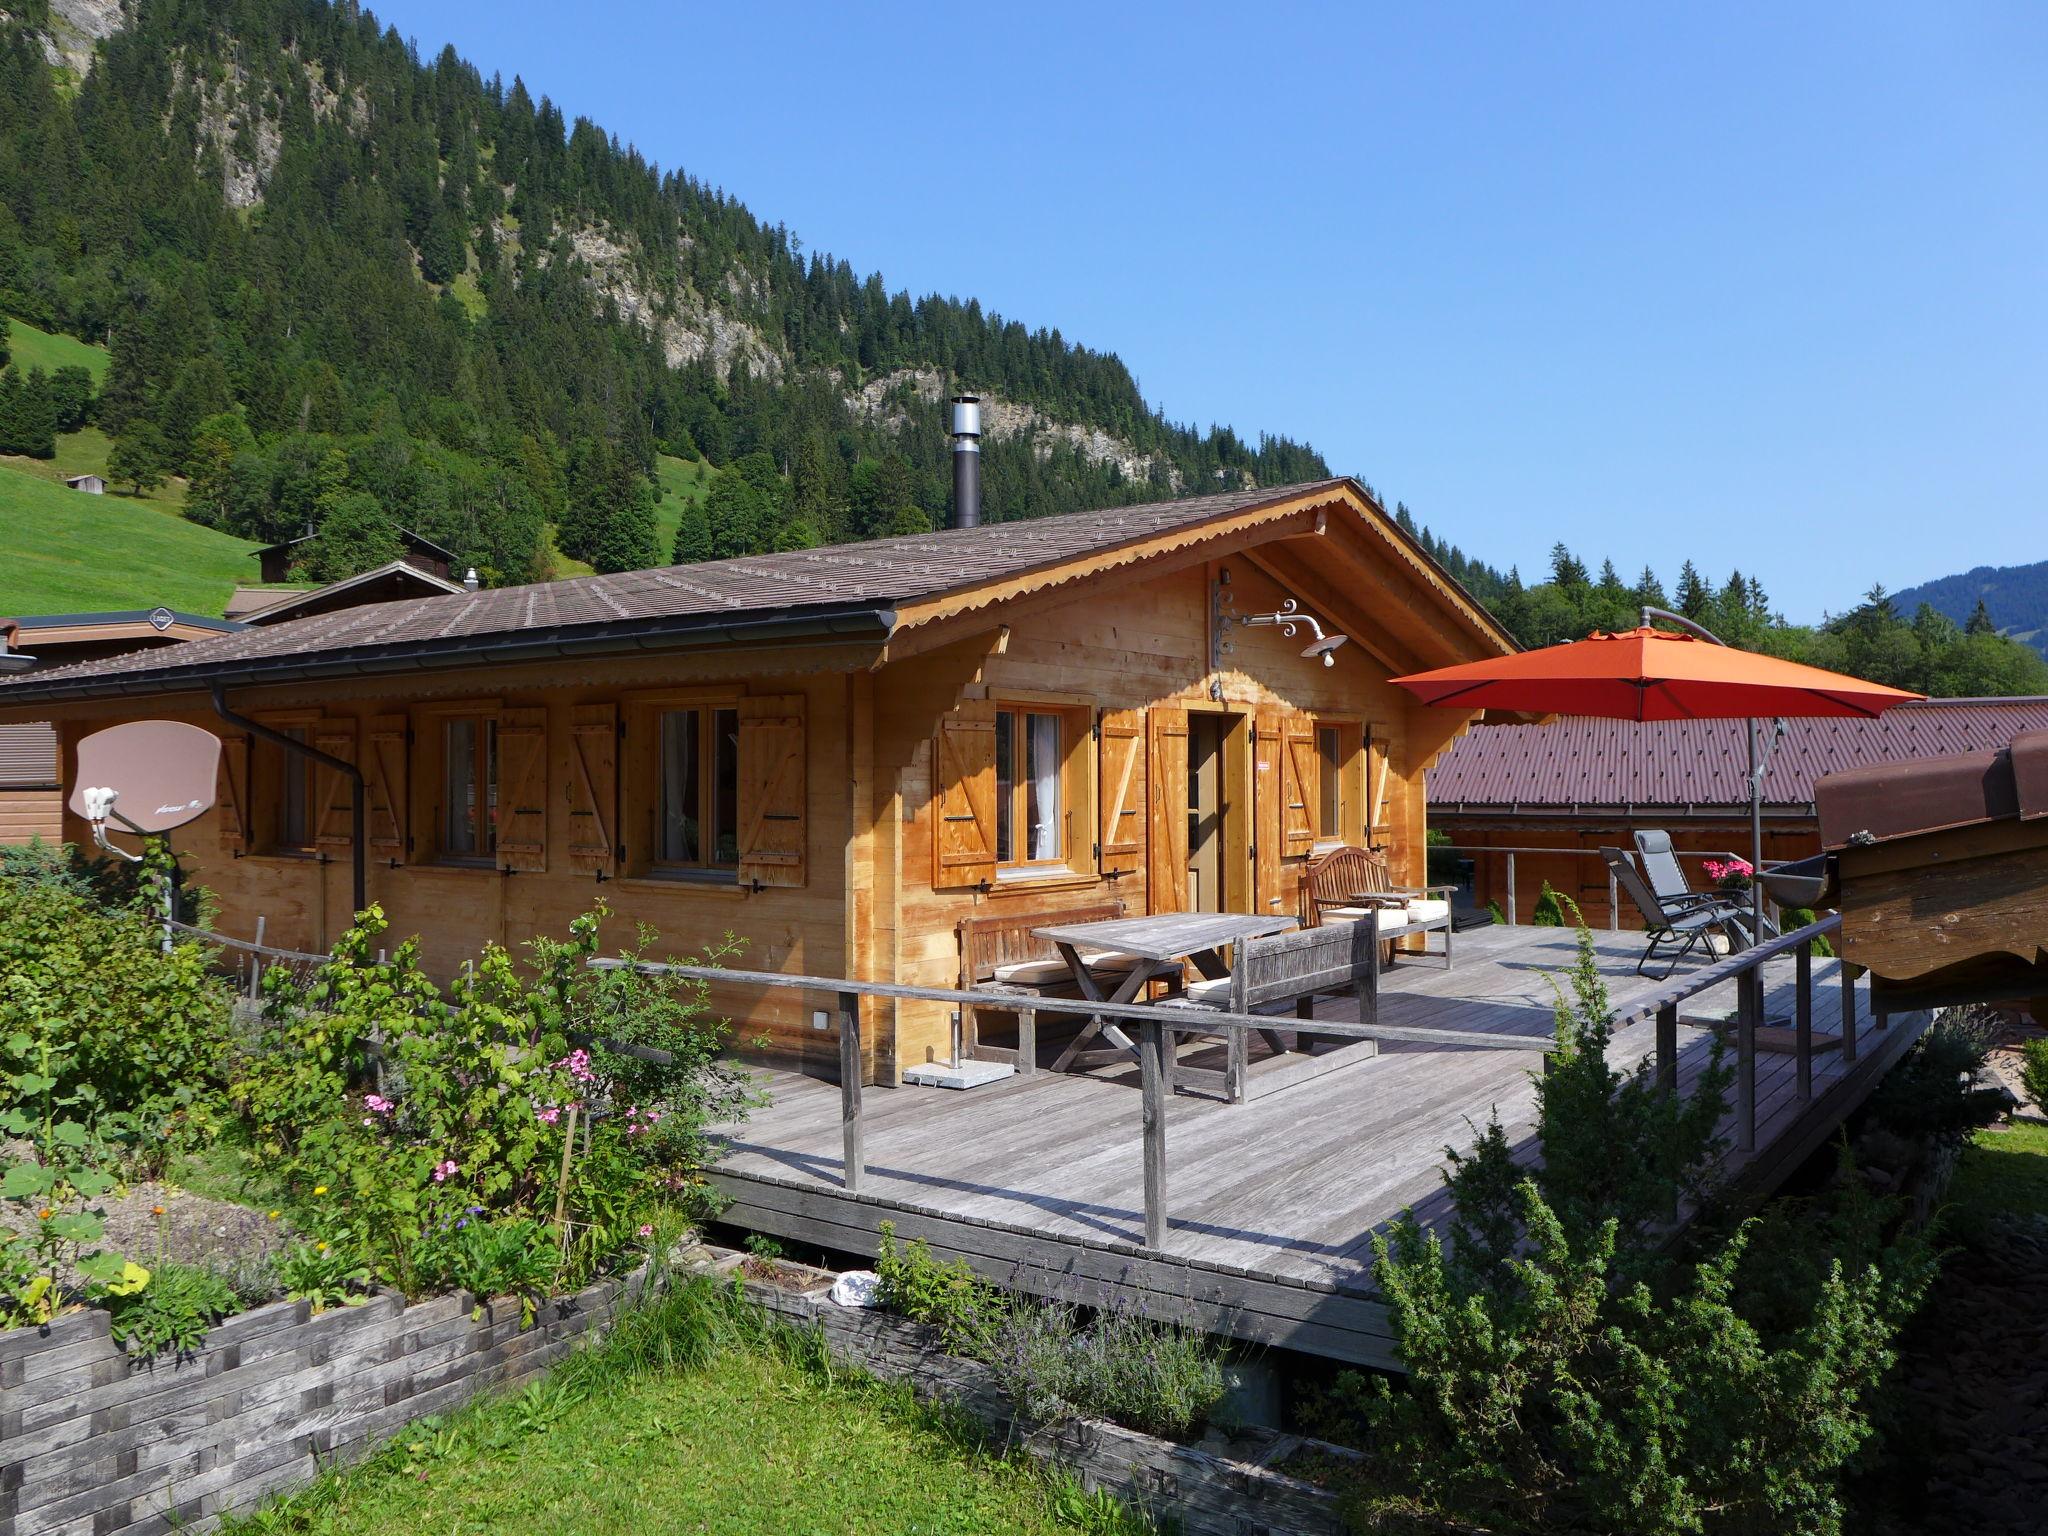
[1162, 921, 1382, 1101]
[956, 900, 1126, 1074]
[1303, 844, 1456, 970]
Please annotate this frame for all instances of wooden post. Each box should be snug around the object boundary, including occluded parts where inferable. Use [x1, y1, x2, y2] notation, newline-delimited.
[551, 1101, 579, 1247]
[839, 990, 864, 1193]
[1139, 1018, 1169, 1249]
[1795, 942, 1813, 1102]
[1656, 1002, 1678, 1096]
[1608, 868, 1619, 932]
[1017, 1006, 1038, 1077]
[1840, 959, 1858, 1064]
[1505, 851, 1517, 927]
[160, 872, 175, 957]
[251, 915, 267, 1000]
[1737, 966, 1759, 1152]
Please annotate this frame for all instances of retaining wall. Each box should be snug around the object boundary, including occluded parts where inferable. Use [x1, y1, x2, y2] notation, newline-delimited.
[0, 1268, 649, 1536]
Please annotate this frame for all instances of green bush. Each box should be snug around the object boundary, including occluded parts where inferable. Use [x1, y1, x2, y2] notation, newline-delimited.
[1529, 879, 1567, 926]
[274, 1240, 373, 1314]
[1866, 1011, 2005, 1144]
[989, 1297, 1227, 1441]
[415, 1216, 562, 1325]
[1341, 922, 1935, 1535]
[108, 1259, 240, 1361]
[2022, 1038, 2048, 1113]
[874, 1221, 1005, 1357]
[1783, 906, 1836, 958]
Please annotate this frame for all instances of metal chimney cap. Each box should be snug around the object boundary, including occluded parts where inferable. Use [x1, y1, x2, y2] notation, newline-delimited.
[462, 567, 481, 592]
[949, 395, 982, 439]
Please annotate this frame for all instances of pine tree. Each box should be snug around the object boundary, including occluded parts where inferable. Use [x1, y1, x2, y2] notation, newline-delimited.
[107, 421, 171, 494]
[1966, 598, 1998, 635]
[1674, 560, 1711, 620]
[1632, 565, 1667, 612]
[1549, 543, 1589, 588]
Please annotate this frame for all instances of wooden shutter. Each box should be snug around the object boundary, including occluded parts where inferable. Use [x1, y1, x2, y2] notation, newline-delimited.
[1281, 714, 1319, 858]
[1252, 710, 1284, 911]
[567, 703, 617, 875]
[217, 733, 250, 853]
[364, 715, 408, 859]
[313, 720, 356, 849]
[931, 703, 996, 889]
[737, 695, 807, 888]
[1145, 707, 1189, 914]
[497, 707, 548, 872]
[1096, 708, 1143, 876]
[1367, 728, 1392, 847]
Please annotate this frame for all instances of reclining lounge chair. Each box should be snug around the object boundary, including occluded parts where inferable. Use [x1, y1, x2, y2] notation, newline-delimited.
[1602, 845, 1752, 979]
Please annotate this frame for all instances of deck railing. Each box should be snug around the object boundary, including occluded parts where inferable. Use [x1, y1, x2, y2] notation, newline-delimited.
[1432, 842, 1774, 930]
[587, 959, 1557, 1249]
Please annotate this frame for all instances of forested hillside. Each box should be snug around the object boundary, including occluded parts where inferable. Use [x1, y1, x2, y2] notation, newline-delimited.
[0, 0, 1325, 589]
[1894, 560, 2048, 662]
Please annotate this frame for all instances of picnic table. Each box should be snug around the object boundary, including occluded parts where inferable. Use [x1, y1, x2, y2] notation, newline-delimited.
[1032, 911, 1300, 1073]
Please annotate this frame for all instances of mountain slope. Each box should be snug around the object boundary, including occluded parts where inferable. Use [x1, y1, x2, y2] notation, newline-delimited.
[0, 0, 1326, 591]
[1893, 560, 2048, 661]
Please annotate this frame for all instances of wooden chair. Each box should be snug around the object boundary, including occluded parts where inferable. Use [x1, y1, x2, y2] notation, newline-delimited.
[955, 901, 1125, 1073]
[1302, 844, 1456, 968]
[1162, 922, 1381, 1100]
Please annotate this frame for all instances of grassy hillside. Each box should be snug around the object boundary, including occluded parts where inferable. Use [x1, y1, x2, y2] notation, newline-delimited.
[0, 464, 260, 617]
[5, 316, 109, 382]
[654, 453, 712, 561]
[3, 424, 191, 515]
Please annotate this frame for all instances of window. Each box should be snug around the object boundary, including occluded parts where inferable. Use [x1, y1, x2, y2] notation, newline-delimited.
[275, 726, 313, 850]
[995, 708, 1063, 866]
[656, 705, 739, 870]
[1317, 725, 1343, 839]
[441, 716, 497, 861]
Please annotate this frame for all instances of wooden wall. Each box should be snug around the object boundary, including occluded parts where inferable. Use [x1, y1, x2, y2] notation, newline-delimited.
[0, 785, 60, 845]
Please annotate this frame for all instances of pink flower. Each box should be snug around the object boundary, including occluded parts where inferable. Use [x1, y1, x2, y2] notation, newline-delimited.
[637, 1224, 654, 1237]
[537, 1105, 561, 1125]
[364, 1094, 394, 1115]
[432, 1159, 460, 1183]
[554, 1048, 595, 1083]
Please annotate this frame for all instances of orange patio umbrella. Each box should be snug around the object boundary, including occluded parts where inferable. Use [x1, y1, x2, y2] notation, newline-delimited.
[1390, 609, 1924, 937]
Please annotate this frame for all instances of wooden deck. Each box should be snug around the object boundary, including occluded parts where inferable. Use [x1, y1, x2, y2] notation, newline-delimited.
[706, 923, 1933, 1370]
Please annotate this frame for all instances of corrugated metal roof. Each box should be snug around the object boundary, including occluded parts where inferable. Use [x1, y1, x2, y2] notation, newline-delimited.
[1428, 699, 2048, 811]
[0, 480, 1358, 702]
[0, 723, 57, 787]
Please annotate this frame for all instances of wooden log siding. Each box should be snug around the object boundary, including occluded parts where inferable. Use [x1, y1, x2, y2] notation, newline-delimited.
[1367, 728, 1391, 844]
[1095, 708, 1143, 876]
[312, 719, 355, 850]
[1146, 707, 1190, 913]
[736, 695, 807, 888]
[566, 703, 617, 874]
[932, 703, 997, 889]
[495, 707, 549, 872]
[364, 715, 408, 859]
[217, 732, 251, 854]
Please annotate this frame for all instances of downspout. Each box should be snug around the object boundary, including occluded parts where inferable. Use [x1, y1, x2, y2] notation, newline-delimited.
[209, 683, 367, 915]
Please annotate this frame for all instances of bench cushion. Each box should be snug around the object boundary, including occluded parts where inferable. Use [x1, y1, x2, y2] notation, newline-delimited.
[1405, 899, 1451, 925]
[1180, 974, 1233, 1005]
[990, 949, 1142, 985]
[1320, 905, 1382, 923]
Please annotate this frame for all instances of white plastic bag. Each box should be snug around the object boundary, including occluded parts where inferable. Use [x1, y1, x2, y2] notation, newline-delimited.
[829, 1269, 882, 1308]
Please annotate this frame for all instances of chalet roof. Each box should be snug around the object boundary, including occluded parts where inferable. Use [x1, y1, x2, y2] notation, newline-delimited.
[0, 478, 1508, 704]
[1429, 698, 2048, 814]
[237, 560, 465, 625]
[253, 526, 457, 562]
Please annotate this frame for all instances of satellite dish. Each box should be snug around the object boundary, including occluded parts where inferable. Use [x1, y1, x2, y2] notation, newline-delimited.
[68, 721, 222, 861]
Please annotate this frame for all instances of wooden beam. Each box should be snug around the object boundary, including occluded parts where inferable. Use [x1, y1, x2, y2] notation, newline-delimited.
[1239, 545, 1425, 677]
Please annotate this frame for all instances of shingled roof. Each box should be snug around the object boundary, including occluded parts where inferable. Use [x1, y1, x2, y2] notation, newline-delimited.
[1429, 699, 2048, 814]
[0, 479, 1402, 704]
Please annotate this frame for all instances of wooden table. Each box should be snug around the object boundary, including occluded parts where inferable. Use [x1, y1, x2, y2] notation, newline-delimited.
[1033, 911, 1301, 1073]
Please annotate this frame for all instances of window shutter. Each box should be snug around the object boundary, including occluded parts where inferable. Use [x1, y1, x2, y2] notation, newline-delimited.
[737, 695, 807, 888]
[566, 703, 618, 875]
[1367, 728, 1392, 847]
[1145, 707, 1189, 914]
[1096, 708, 1143, 876]
[931, 703, 997, 889]
[1281, 714, 1318, 857]
[364, 715, 408, 859]
[313, 720, 356, 849]
[497, 707, 549, 872]
[1252, 710, 1284, 910]
[217, 733, 250, 853]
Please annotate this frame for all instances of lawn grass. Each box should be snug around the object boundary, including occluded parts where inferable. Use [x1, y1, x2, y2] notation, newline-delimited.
[654, 452, 712, 563]
[1941, 1119, 2048, 1241]
[0, 461, 259, 616]
[2, 424, 191, 514]
[5, 315, 110, 382]
[226, 1279, 1147, 1536]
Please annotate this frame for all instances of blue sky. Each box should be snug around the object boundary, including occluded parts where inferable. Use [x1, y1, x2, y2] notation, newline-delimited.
[377, 1, 2043, 621]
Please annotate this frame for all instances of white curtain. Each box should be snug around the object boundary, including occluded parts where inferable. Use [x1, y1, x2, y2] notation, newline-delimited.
[1028, 712, 1060, 862]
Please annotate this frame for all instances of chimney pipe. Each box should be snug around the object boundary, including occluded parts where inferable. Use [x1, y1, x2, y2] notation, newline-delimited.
[949, 395, 982, 529]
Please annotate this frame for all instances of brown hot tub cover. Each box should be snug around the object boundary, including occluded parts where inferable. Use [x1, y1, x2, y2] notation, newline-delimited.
[1817, 728, 2048, 851]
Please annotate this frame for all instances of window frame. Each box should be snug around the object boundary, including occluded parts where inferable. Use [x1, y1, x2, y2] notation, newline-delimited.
[408, 699, 505, 870]
[253, 712, 321, 858]
[988, 697, 1094, 881]
[437, 713, 499, 866]
[650, 701, 742, 878]
[1312, 717, 1365, 848]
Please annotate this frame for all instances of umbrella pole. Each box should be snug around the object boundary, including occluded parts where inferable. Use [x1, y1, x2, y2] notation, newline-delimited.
[1749, 719, 1765, 944]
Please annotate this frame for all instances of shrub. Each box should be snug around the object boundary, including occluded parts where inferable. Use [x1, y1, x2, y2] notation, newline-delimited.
[1783, 906, 1836, 958]
[874, 1221, 1006, 1357]
[274, 1240, 373, 1314]
[415, 1216, 562, 1325]
[108, 1259, 240, 1361]
[2022, 1038, 2048, 1113]
[989, 1297, 1227, 1441]
[1866, 1010, 2005, 1144]
[1529, 879, 1567, 926]
[1346, 921, 1934, 1535]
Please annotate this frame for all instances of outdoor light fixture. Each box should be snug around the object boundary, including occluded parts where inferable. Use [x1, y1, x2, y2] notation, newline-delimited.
[1238, 598, 1350, 667]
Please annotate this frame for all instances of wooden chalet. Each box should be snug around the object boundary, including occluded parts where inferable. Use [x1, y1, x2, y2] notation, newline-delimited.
[0, 477, 1515, 1081]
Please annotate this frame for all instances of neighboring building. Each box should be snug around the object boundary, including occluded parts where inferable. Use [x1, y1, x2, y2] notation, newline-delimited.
[0, 477, 1516, 1081]
[63, 474, 106, 494]
[253, 528, 457, 584]
[235, 561, 464, 626]
[0, 610, 246, 845]
[1428, 698, 2048, 926]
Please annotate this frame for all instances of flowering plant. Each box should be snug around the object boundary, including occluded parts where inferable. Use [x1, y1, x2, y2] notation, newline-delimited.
[1700, 856, 1753, 893]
